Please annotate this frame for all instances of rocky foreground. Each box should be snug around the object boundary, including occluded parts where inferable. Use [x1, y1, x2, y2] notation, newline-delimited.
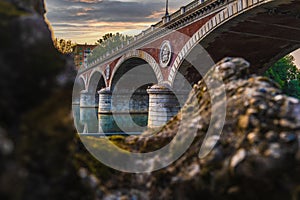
[98, 57, 300, 200]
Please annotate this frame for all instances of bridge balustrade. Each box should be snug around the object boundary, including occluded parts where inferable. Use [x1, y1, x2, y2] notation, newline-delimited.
[83, 0, 222, 71]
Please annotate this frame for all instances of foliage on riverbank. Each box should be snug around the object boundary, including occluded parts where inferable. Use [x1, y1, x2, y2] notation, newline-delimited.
[265, 55, 300, 99]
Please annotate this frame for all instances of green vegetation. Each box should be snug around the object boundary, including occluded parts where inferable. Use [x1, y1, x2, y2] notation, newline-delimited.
[53, 38, 75, 54]
[88, 33, 133, 63]
[265, 55, 300, 99]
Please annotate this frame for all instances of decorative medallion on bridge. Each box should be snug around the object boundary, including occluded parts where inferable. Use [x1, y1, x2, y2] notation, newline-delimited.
[105, 65, 110, 80]
[160, 40, 172, 68]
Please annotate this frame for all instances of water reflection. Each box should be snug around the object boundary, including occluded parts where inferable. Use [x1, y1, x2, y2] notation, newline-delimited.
[72, 105, 147, 136]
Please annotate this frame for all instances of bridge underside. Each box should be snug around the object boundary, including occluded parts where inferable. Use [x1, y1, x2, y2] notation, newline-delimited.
[202, 0, 300, 74]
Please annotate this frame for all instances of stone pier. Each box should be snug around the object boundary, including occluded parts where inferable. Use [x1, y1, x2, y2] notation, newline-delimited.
[98, 88, 112, 113]
[80, 90, 97, 108]
[147, 84, 180, 128]
[98, 87, 149, 132]
[79, 107, 98, 133]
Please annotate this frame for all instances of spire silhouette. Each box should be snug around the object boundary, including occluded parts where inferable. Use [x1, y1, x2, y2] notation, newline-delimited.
[165, 0, 169, 16]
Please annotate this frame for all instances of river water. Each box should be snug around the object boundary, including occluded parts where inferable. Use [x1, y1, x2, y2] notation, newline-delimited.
[72, 105, 147, 136]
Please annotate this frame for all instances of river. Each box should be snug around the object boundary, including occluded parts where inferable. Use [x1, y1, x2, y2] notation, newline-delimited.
[72, 105, 147, 136]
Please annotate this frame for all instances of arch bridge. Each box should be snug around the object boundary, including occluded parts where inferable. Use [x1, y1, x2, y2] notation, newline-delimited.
[74, 0, 300, 129]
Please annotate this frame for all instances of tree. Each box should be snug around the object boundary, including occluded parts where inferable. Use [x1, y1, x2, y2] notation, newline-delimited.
[53, 38, 75, 54]
[88, 32, 133, 63]
[265, 55, 300, 99]
[97, 33, 113, 44]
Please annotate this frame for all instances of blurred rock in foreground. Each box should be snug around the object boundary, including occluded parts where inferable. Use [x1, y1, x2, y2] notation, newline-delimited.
[0, 0, 93, 199]
[105, 57, 300, 200]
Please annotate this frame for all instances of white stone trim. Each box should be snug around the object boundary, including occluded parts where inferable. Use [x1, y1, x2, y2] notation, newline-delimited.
[86, 68, 107, 92]
[109, 49, 163, 88]
[78, 74, 87, 91]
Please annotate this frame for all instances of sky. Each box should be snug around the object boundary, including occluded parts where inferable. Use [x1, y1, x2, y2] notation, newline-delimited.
[45, 0, 300, 68]
[45, 0, 193, 44]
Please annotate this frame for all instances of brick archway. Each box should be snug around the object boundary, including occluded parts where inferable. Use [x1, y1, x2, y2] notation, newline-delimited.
[109, 49, 163, 88]
[86, 68, 107, 92]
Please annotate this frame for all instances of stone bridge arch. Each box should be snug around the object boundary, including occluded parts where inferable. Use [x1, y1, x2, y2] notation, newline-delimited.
[87, 68, 107, 92]
[109, 49, 163, 88]
[80, 69, 107, 107]
[168, 0, 300, 87]
[79, 74, 87, 88]
[105, 50, 163, 130]
[72, 75, 86, 105]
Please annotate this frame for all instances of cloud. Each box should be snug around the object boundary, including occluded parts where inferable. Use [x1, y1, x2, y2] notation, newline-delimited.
[45, 0, 193, 43]
[46, 0, 165, 23]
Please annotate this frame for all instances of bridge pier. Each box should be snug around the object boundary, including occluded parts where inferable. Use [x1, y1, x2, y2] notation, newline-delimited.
[98, 87, 149, 132]
[72, 99, 80, 105]
[80, 107, 98, 133]
[147, 85, 180, 128]
[80, 90, 97, 108]
[98, 88, 112, 113]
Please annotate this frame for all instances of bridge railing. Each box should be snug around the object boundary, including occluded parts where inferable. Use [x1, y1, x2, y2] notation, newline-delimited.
[169, 9, 181, 19]
[185, 0, 201, 11]
[82, 0, 220, 72]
